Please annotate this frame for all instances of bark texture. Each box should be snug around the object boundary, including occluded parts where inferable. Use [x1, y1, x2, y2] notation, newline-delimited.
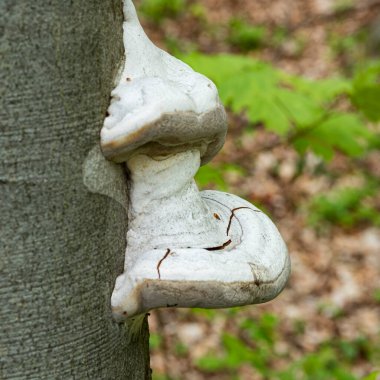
[0, 1, 150, 378]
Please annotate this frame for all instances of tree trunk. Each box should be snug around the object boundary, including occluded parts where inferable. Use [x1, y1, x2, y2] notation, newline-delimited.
[0, 0, 150, 378]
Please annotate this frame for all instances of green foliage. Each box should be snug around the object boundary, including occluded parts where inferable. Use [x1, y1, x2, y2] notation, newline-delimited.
[308, 182, 380, 228]
[240, 313, 279, 346]
[196, 313, 278, 375]
[197, 334, 257, 372]
[288, 347, 357, 380]
[194, 313, 374, 379]
[362, 371, 380, 380]
[374, 289, 380, 304]
[334, 0, 354, 12]
[334, 336, 377, 364]
[329, 27, 371, 74]
[197, 334, 260, 373]
[181, 53, 377, 161]
[195, 163, 246, 191]
[149, 332, 162, 350]
[229, 19, 266, 51]
[293, 113, 372, 160]
[190, 308, 218, 320]
[351, 61, 380, 122]
[175, 342, 188, 356]
[195, 164, 228, 191]
[139, 0, 185, 23]
[188, 3, 207, 21]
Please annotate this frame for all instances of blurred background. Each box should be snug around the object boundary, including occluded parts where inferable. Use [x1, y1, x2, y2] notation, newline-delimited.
[134, 0, 380, 379]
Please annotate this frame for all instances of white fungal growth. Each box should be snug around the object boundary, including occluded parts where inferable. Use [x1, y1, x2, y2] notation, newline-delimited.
[110, 150, 290, 319]
[126, 150, 226, 255]
[101, 0, 290, 321]
[101, 1, 226, 165]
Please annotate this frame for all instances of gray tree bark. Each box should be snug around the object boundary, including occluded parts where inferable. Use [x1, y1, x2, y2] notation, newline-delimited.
[0, 1, 150, 379]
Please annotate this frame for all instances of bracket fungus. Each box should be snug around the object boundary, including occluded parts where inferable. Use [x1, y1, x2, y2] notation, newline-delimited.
[101, 0, 290, 321]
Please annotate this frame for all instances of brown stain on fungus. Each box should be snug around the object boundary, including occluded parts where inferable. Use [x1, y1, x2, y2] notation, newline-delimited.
[227, 207, 261, 236]
[206, 239, 232, 251]
[157, 249, 171, 279]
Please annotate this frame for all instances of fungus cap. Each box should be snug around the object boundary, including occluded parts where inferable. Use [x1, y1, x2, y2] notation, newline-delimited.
[100, 2, 227, 164]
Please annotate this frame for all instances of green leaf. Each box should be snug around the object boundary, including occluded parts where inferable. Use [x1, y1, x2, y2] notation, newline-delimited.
[318, 113, 371, 156]
[300, 348, 357, 380]
[294, 113, 372, 160]
[195, 164, 227, 191]
[351, 61, 380, 122]
[294, 136, 335, 161]
[139, 0, 185, 23]
[276, 89, 324, 127]
[181, 53, 261, 85]
[229, 19, 266, 51]
[196, 355, 228, 371]
[307, 182, 379, 228]
[362, 371, 380, 380]
[240, 314, 278, 346]
[246, 95, 290, 134]
[182, 52, 375, 161]
[282, 75, 351, 105]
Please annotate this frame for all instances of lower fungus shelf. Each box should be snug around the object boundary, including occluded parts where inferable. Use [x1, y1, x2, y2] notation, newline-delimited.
[111, 190, 290, 320]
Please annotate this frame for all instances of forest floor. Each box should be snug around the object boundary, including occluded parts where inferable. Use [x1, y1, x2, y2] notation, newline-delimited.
[134, 0, 380, 379]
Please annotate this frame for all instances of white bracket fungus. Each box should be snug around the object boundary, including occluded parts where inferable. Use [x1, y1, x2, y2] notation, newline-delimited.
[101, 0, 290, 321]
